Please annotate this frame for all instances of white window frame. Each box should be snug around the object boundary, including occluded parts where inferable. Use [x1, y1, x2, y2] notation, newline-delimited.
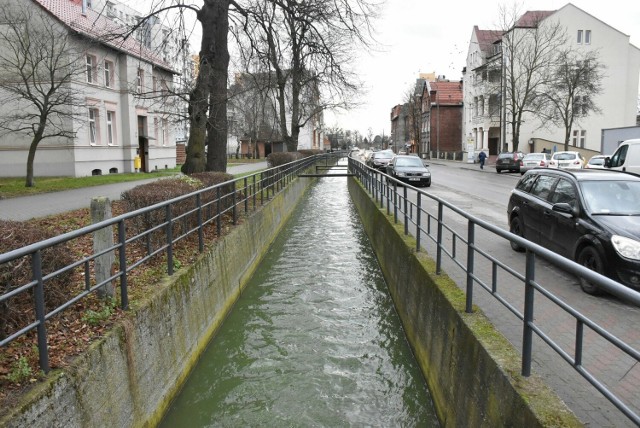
[585, 30, 591, 45]
[162, 118, 169, 146]
[579, 130, 586, 148]
[89, 108, 99, 145]
[86, 55, 96, 84]
[106, 111, 116, 145]
[137, 68, 144, 93]
[577, 30, 583, 44]
[104, 60, 113, 88]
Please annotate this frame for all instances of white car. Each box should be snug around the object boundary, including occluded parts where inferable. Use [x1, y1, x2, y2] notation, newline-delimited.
[585, 155, 607, 169]
[520, 152, 552, 174]
[549, 151, 585, 169]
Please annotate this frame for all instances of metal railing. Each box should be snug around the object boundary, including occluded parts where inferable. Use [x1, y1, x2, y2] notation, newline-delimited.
[0, 154, 338, 374]
[349, 156, 640, 425]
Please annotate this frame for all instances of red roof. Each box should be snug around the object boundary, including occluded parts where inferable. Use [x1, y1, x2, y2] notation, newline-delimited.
[429, 81, 463, 105]
[34, 0, 175, 72]
[515, 10, 556, 28]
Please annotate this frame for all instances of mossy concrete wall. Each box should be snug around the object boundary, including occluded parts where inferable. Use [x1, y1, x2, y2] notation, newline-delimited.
[2, 170, 316, 428]
[348, 178, 582, 427]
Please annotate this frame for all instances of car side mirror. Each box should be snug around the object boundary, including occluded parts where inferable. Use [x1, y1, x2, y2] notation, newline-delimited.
[552, 202, 577, 216]
[604, 157, 611, 168]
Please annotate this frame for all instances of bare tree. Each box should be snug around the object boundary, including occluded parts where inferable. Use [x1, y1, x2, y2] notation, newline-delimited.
[0, 5, 89, 187]
[233, 0, 377, 152]
[537, 49, 605, 151]
[498, 5, 567, 151]
[405, 84, 422, 153]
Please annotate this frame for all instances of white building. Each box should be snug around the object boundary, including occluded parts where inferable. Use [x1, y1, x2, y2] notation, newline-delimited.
[463, 3, 640, 157]
[0, 0, 178, 177]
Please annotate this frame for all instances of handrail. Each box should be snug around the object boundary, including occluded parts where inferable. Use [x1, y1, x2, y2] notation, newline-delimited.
[0, 153, 340, 374]
[348, 155, 640, 425]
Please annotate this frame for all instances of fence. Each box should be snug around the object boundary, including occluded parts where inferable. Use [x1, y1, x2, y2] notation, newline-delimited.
[348, 156, 640, 425]
[0, 154, 337, 375]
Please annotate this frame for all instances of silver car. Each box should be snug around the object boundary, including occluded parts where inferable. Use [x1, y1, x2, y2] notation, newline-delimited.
[520, 152, 551, 175]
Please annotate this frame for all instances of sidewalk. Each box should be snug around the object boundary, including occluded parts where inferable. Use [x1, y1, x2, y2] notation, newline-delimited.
[0, 162, 268, 221]
[428, 157, 495, 172]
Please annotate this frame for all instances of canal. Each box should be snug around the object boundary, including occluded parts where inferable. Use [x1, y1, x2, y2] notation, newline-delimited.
[159, 167, 439, 426]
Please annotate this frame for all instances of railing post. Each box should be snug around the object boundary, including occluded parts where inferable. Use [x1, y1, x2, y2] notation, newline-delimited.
[197, 193, 204, 253]
[416, 193, 422, 251]
[217, 187, 222, 237]
[166, 205, 174, 275]
[403, 185, 408, 235]
[232, 181, 237, 225]
[466, 221, 475, 313]
[436, 201, 443, 275]
[118, 220, 128, 309]
[522, 249, 535, 376]
[244, 177, 248, 214]
[253, 174, 257, 209]
[32, 250, 50, 373]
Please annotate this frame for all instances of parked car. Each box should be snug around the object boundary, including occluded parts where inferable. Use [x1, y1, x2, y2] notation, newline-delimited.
[367, 150, 394, 170]
[507, 168, 640, 295]
[604, 138, 640, 174]
[585, 155, 607, 169]
[520, 152, 552, 174]
[385, 155, 431, 187]
[495, 151, 525, 173]
[549, 151, 585, 169]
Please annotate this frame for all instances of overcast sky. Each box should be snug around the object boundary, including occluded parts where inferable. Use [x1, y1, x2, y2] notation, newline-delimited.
[326, 0, 640, 138]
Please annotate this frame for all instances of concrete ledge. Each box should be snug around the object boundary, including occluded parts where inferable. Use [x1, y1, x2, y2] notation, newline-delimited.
[2, 169, 316, 428]
[348, 178, 582, 427]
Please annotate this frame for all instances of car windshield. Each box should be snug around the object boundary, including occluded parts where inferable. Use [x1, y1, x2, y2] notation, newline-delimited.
[524, 154, 544, 160]
[374, 152, 393, 159]
[498, 153, 513, 159]
[395, 157, 424, 167]
[589, 158, 605, 165]
[580, 180, 640, 215]
[554, 153, 577, 160]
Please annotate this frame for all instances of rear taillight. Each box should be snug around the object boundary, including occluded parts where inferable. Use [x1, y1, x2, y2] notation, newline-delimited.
[574, 160, 581, 165]
[539, 161, 545, 166]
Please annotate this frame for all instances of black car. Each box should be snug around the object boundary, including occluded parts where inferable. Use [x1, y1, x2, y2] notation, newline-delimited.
[507, 168, 640, 295]
[496, 151, 525, 173]
[367, 150, 394, 170]
[385, 155, 431, 187]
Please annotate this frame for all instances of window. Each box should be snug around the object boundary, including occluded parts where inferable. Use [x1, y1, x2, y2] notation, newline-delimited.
[106, 111, 116, 145]
[162, 118, 169, 146]
[585, 30, 591, 44]
[154, 117, 159, 141]
[579, 130, 586, 148]
[577, 30, 583, 44]
[572, 130, 578, 147]
[86, 55, 97, 83]
[549, 179, 576, 206]
[152, 76, 157, 92]
[137, 68, 144, 93]
[88, 108, 99, 144]
[529, 175, 557, 201]
[104, 60, 113, 87]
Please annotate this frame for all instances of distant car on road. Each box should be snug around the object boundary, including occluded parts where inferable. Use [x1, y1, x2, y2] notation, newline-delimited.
[520, 152, 552, 174]
[585, 155, 607, 169]
[496, 151, 525, 173]
[385, 155, 431, 187]
[507, 168, 640, 295]
[367, 150, 394, 170]
[549, 151, 585, 169]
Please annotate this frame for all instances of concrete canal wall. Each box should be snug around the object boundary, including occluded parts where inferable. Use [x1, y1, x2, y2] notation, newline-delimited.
[2, 172, 314, 428]
[348, 178, 581, 427]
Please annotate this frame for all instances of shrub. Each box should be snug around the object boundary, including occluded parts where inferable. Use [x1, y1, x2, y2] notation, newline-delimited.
[266, 152, 301, 167]
[0, 221, 75, 340]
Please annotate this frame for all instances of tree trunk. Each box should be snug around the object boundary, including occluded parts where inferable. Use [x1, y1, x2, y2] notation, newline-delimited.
[181, 4, 217, 175]
[205, 0, 229, 172]
[25, 135, 43, 187]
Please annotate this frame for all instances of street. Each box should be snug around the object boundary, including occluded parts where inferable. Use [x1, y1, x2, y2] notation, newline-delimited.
[401, 161, 640, 427]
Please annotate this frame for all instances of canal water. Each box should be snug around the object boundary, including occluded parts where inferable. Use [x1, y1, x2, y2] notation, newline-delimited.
[159, 168, 440, 427]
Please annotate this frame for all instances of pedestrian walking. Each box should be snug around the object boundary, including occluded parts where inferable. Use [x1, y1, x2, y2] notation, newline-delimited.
[478, 151, 487, 169]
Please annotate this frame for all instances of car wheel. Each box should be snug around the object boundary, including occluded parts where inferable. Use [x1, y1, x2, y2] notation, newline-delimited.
[509, 217, 525, 252]
[496, 169, 501, 174]
[576, 246, 604, 295]
[425, 180, 431, 187]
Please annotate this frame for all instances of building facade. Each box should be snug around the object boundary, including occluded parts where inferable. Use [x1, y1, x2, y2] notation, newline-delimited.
[0, 0, 178, 178]
[463, 4, 640, 156]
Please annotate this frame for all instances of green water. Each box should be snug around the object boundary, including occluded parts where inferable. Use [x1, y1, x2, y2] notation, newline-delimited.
[159, 170, 439, 427]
